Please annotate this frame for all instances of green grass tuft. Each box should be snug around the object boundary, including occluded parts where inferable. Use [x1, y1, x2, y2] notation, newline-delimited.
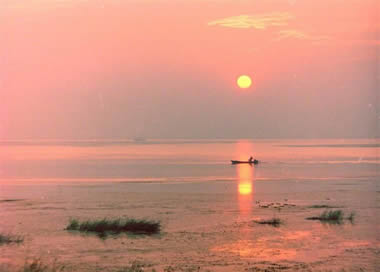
[253, 217, 282, 227]
[306, 209, 344, 224]
[66, 218, 161, 237]
[0, 233, 23, 245]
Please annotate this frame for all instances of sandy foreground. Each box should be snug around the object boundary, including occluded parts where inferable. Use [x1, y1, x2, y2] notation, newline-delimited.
[0, 178, 379, 271]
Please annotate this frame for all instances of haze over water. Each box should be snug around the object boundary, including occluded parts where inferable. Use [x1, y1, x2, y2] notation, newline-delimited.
[1, 139, 378, 184]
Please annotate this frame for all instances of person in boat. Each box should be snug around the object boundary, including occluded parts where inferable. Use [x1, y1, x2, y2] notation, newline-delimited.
[249, 156, 253, 162]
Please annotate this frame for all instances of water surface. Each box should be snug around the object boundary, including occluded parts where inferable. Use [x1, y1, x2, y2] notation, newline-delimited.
[0, 139, 378, 271]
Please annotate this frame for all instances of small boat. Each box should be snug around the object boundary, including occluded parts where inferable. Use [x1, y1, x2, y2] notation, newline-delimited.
[133, 137, 146, 143]
[231, 159, 259, 165]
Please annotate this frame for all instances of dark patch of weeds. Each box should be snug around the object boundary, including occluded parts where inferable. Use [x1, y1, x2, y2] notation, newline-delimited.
[308, 204, 338, 209]
[347, 211, 355, 223]
[66, 218, 161, 238]
[0, 199, 24, 203]
[20, 259, 65, 272]
[247, 261, 309, 271]
[306, 210, 344, 224]
[253, 217, 282, 227]
[117, 261, 156, 272]
[0, 233, 24, 245]
[163, 265, 200, 272]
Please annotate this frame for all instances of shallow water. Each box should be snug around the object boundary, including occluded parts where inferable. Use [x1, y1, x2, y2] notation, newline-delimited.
[0, 139, 379, 271]
[0, 139, 378, 183]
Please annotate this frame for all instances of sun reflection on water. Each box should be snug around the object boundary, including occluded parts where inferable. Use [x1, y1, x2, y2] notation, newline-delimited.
[238, 183, 252, 195]
[236, 164, 254, 216]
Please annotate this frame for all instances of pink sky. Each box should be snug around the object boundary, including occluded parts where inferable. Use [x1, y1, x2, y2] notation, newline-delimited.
[1, 0, 378, 139]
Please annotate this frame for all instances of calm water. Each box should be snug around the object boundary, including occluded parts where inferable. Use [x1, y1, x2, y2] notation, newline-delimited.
[0, 139, 379, 271]
[0, 139, 378, 184]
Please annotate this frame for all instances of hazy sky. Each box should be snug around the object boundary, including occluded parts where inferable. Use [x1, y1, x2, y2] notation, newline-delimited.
[1, 0, 378, 139]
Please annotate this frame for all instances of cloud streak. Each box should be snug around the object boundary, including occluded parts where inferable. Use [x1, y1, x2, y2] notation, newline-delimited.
[208, 13, 293, 30]
[276, 30, 329, 41]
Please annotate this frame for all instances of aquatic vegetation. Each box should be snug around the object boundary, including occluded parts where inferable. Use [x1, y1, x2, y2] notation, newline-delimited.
[258, 202, 296, 209]
[247, 261, 310, 271]
[0, 233, 23, 245]
[66, 218, 161, 237]
[309, 204, 337, 209]
[320, 210, 344, 221]
[306, 209, 344, 224]
[347, 211, 356, 223]
[253, 217, 282, 227]
[0, 199, 24, 203]
[20, 259, 64, 272]
[117, 261, 156, 272]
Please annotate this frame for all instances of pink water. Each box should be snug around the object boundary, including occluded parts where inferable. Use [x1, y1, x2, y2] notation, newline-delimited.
[0, 139, 379, 271]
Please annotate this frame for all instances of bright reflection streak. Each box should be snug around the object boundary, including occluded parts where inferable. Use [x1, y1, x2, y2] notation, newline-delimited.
[236, 164, 254, 216]
[234, 141, 255, 217]
[237, 164, 253, 195]
[238, 183, 252, 195]
[232, 141, 256, 257]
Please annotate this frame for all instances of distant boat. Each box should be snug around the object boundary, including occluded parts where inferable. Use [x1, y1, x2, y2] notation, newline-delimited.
[133, 137, 146, 143]
[231, 159, 259, 165]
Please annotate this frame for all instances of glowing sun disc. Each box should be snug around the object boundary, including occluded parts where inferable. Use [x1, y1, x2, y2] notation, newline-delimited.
[237, 75, 252, 89]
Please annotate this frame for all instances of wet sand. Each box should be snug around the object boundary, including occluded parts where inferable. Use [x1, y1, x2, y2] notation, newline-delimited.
[0, 177, 378, 271]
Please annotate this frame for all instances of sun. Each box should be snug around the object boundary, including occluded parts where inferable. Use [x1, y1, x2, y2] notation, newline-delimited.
[237, 75, 252, 89]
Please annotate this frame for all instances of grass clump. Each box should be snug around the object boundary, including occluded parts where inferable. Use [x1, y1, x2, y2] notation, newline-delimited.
[20, 259, 64, 272]
[66, 218, 161, 237]
[306, 210, 344, 224]
[307, 210, 357, 225]
[117, 263, 144, 272]
[117, 261, 156, 272]
[0, 233, 23, 245]
[253, 217, 282, 227]
[309, 204, 336, 209]
[347, 211, 355, 223]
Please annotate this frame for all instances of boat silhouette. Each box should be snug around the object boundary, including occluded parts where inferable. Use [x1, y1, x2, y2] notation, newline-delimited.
[231, 159, 259, 165]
